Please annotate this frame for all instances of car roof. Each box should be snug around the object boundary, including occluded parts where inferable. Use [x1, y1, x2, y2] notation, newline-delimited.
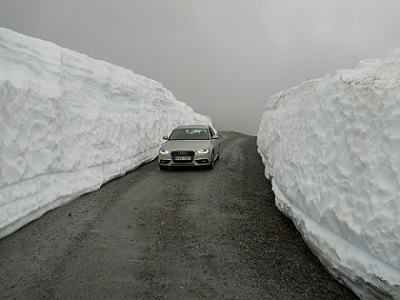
[174, 125, 209, 130]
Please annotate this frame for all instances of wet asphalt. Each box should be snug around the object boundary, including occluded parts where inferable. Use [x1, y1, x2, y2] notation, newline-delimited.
[0, 132, 358, 299]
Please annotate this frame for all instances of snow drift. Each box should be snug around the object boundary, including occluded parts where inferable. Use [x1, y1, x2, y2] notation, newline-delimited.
[0, 28, 211, 239]
[257, 51, 400, 299]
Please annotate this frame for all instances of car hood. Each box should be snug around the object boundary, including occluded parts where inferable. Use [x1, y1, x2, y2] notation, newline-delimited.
[161, 140, 211, 151]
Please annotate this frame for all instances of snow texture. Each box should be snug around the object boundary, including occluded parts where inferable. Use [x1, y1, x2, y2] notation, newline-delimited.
[258, 50, 400, 299]
[0, 28, 211, 239]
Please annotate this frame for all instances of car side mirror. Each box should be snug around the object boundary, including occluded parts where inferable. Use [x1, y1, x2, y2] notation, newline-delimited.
[162, 135, 169, 140]
[212, 135, 219, 139]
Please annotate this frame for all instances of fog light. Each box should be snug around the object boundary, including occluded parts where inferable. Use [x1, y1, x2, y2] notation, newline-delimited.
[196, 159, 209, 164]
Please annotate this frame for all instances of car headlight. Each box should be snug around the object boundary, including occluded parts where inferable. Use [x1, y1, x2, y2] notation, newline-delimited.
[159, 149, 170, 154]
[196, 149, 210, 154]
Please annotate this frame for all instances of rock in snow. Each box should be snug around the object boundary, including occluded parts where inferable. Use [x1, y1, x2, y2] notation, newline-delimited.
[0, 28, 211, 239]
[258, 50, 400, 299]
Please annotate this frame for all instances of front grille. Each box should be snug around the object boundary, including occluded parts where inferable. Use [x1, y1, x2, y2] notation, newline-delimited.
[171, 151, 195, 156]
[171, 150, 195, 163]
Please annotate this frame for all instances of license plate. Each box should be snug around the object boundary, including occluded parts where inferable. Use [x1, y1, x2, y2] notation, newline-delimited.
[174, 156, 191, 161]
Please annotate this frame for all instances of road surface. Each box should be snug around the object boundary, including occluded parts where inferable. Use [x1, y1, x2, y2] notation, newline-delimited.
[0, 132, 357, 299]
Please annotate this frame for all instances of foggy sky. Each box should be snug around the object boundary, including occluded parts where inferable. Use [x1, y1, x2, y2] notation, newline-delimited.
[1, 0, 400, 135]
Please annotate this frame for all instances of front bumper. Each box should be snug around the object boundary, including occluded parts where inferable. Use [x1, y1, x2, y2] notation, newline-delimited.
[158, 150, 212, 167]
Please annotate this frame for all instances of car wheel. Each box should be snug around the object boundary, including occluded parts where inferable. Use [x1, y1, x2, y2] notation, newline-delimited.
[216, 145, 220, 161]
[208, 154, 215, 169]
[159, 165, 168, 171]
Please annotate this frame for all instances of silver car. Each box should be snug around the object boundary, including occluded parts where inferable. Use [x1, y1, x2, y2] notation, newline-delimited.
[158, 125, 220, 170]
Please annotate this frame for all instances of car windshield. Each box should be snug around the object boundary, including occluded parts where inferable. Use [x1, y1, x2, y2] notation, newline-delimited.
[169, 128, 210, 140]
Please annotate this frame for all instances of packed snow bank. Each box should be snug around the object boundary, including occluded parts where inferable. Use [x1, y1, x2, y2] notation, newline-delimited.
[0, 28, 211, 239]
[258, 50, 400, 299]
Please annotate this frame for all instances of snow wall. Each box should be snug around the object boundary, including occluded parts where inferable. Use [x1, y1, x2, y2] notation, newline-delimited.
[257, 50, 400, 299]
[0, 28, 211, 239]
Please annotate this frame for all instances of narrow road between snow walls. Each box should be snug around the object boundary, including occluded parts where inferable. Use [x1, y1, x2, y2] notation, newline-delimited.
[0, 132, 357, 299]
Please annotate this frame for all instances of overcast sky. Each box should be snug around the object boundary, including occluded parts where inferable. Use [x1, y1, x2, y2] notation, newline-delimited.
[1, 1, 400, 134]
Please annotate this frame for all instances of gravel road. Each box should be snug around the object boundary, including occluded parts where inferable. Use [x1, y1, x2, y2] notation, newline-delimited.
[0, 132, 358, 299]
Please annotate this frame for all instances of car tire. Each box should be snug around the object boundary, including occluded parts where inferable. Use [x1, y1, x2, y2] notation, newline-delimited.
[208, 154, 215, 169]
[159, 165, 168, 171]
